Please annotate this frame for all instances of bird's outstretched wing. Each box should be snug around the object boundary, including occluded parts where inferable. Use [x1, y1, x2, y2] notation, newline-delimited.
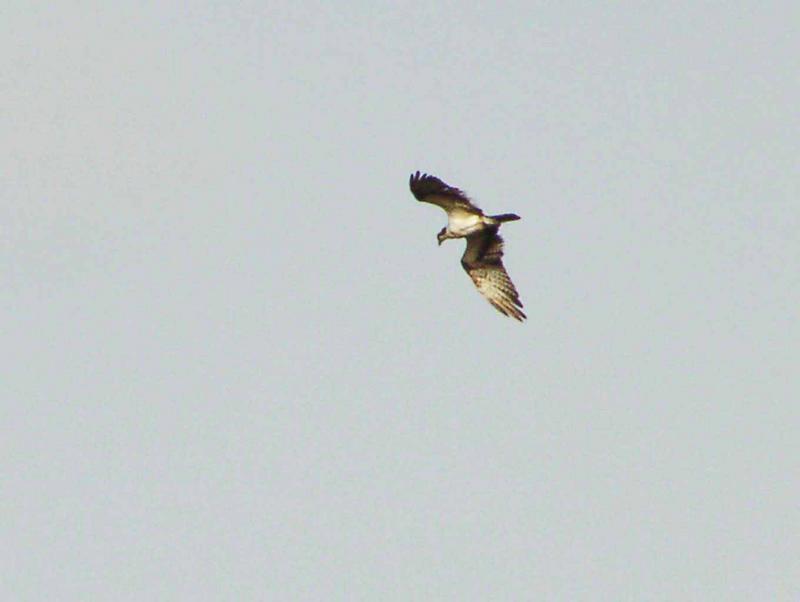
[409, 171, 483, 215]
[461, 229, 526, 321]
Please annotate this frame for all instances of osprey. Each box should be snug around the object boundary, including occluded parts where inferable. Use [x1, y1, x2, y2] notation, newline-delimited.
[409, 171, 526, 321]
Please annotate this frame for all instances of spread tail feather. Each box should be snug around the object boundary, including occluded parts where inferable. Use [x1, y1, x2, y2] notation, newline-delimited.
[489, 213, 521, 223]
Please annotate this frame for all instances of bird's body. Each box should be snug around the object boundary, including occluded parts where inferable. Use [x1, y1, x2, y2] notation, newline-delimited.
[444, 209, 484, 238]
[409, 171, 526, 321]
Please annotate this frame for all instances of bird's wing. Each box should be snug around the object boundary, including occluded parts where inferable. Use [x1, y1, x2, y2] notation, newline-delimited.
[461, 229, 526, 321]
[409, 171, 483, 215]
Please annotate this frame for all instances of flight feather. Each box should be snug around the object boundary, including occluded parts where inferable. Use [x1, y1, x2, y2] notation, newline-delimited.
[409, 171, 483, 214]
[461, 230, 526, 321]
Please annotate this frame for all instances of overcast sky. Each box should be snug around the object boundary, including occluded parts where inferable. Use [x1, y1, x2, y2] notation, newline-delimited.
[3, 2, 799, 600]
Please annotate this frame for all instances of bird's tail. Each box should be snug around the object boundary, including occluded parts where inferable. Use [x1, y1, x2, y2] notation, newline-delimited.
[488, 213, 521, 223]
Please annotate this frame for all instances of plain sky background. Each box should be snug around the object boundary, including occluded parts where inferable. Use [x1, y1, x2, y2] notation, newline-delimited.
[2, 2, 799, 600]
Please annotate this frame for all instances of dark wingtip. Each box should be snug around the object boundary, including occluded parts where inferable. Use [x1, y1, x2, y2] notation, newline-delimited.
[409, 172, 468, 202]
[505, 306, 527, 322]
[409, 170, 423, 194]
[410, 170, 439, 200]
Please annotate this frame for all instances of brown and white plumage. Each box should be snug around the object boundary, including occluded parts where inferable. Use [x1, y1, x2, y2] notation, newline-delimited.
[461, 229, 526, 321]
[409, 171, 526, 321]
[409, 171, 483, 214]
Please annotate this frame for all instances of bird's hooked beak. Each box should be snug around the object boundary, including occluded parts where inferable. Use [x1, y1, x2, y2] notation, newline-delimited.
[437, 229, 446, 246]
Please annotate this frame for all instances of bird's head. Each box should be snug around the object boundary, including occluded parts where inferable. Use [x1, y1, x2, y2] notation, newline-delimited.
[437, 228, 447, 246]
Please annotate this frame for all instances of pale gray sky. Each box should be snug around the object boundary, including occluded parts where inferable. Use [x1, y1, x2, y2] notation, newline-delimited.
[2, 2, 799, 600]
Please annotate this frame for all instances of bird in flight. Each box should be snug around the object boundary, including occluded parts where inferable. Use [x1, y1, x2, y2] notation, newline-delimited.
[409, 171, 526, 321]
